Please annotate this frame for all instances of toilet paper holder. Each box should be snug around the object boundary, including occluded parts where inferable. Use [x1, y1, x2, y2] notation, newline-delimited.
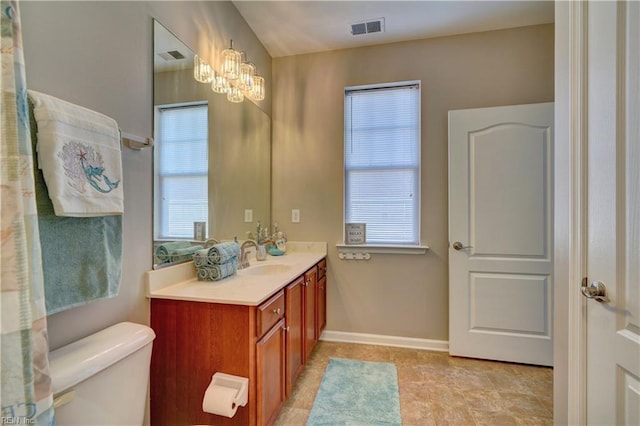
[209, 372, 249, 407]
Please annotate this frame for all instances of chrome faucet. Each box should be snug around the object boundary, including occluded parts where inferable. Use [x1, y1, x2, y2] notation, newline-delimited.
[238, 240, 257, 269]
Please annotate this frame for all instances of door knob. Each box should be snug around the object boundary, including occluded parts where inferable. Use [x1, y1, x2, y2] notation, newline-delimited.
[452, 241, 472, 250]
[581, 280, 609, 303]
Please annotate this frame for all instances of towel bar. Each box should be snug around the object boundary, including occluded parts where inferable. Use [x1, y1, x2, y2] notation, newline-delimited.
[338, 252, 371, 260]
[120, 131, 153, 150]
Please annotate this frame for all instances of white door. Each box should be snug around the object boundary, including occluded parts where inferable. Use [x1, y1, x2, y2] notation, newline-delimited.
[449, 102, 554, 366]
[583, 1, 640, 423]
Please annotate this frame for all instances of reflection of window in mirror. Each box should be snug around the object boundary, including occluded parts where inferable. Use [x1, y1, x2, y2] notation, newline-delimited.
[155, 102, 208, 240]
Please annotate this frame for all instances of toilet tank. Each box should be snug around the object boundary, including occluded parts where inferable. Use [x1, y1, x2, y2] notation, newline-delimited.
[49, 322, 156, 426]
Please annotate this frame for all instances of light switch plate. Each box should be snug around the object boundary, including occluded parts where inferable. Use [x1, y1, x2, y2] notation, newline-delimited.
[244, 209, 253, 223]
[291, 209, 300, 223]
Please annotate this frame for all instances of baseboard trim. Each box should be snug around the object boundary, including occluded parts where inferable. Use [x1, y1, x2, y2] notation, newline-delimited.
[320, 330, 449, 352]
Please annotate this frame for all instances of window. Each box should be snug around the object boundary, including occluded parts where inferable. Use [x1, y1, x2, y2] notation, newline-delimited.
[155, 103, 208, 239]
[344, 82, 420, 245]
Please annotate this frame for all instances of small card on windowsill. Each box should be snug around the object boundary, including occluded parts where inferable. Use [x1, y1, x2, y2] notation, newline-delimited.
[345, 223, 366, 245]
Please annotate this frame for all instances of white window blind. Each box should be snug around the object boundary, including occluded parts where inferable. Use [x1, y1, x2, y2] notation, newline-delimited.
[157, 104, 208, 239]
[344, 82, 420, 245]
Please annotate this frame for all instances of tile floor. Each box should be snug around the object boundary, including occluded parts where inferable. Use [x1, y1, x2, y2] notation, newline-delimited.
[276, 341, 553, 426]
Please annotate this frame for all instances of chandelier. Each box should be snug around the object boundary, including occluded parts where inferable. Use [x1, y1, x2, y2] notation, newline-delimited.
[193, 40, 265, 103]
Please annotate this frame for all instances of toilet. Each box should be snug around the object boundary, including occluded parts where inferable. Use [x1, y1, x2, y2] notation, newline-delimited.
[48, 322, 155, 425]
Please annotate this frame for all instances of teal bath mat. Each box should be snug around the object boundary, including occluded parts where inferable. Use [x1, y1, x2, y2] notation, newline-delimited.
[307, 357, 402, 425]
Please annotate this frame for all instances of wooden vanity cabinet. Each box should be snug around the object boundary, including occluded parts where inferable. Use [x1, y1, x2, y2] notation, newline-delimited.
[149, 258, 327, 426]
[150, 290, 285, 426]
[150, 299, 256, 426]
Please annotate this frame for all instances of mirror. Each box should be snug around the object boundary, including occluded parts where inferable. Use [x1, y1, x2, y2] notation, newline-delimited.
[153, 20, 271, 268]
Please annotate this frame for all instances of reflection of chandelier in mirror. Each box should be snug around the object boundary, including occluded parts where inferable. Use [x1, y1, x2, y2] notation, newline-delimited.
[193, 55, 214, 83]
[211, 73, 229, 94]
[193, 40, 265, 103]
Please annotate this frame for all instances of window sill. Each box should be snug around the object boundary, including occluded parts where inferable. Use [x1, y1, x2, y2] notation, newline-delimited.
[335, 243, 429, 257]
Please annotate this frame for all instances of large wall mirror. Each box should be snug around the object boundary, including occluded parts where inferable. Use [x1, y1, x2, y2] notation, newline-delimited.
[153, 20, 271, 268]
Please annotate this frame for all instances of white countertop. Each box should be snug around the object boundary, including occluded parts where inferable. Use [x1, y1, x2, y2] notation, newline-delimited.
[146, 242, 327, 306]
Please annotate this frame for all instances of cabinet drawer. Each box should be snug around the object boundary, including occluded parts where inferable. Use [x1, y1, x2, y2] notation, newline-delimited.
[317, 259, 327, 280]
[257, 291, 285, 338]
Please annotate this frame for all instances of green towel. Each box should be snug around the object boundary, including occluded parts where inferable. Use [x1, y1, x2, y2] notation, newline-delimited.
[30, 100, 122, 314]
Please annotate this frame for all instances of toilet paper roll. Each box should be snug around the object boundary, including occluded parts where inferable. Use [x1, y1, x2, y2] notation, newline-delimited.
[202, 384, 239, 418]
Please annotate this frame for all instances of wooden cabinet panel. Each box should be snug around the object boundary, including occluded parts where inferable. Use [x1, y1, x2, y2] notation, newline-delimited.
[284, 276, 305, 397]
[150, 299, 254, 426]
[256, 319, 285, 426]
[317, 274, 327, 336]
[317, 258, 327, 337]
[318, 259, 326, 280]
[304, 266, 318, 360]
[257, 290, 285, 338]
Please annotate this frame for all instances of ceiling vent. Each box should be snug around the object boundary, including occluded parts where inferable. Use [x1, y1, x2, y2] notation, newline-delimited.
[157, 50, 186, 61]
[351, 18, 385, 36]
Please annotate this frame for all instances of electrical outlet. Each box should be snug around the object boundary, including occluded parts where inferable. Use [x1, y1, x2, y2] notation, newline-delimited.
[291, 209, 300, 223]
[244, 209, 253, 223]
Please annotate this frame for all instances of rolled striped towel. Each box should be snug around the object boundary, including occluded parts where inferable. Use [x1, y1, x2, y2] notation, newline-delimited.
[196, 260, 238, 281]
[155, 241, 192, 263]
[197, 267, 211, 281]
[194, 242, 241, 267]
[169, 245, 203, 263]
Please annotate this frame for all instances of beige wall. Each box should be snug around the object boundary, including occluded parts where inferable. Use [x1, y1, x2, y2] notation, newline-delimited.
[272, 24, 554, 341]
[20, 1, 270, 350]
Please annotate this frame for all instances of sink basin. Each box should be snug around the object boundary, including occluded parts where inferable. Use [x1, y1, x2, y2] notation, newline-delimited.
[240, 264, 292, 276]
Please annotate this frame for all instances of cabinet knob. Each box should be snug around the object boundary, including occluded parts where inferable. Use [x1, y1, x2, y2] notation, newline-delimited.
[272, 308, 281, 315]
[284, 326, 290, 332]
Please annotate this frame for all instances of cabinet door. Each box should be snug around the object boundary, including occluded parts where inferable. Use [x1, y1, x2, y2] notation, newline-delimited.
[285, 277, 305, 397]
[304, 266, 318, 360]
[256, 319, 285, 426]
[317, 274, 327, 336]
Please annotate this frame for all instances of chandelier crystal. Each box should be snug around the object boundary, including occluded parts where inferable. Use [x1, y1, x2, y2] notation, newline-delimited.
[211, 71, 230, 94]
[226, 85, 244, 103]
[249, 75, 265, 101]
[221, 41, 241, 81]
[238, 61, 256, 91]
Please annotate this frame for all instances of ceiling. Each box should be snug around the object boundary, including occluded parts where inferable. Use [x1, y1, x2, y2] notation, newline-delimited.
[154, 20, 195, 72]
[232, 0, 555, 58]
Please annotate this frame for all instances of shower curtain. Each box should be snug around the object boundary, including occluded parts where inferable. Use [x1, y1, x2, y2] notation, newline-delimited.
[1, 1, 55, 424]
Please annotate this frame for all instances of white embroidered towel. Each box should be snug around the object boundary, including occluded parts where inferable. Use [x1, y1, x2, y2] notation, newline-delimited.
[28, 90, 123, 216]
